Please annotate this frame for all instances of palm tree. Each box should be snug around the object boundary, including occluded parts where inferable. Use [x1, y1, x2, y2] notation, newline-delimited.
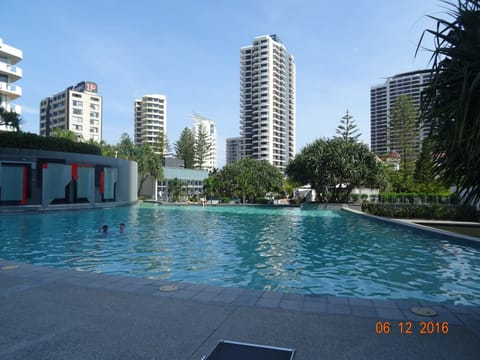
[417, 0, 480, 204]
[136, 143, 163, 196]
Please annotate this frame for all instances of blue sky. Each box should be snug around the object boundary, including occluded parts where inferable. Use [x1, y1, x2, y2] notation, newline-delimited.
[3, 0, 444, 166]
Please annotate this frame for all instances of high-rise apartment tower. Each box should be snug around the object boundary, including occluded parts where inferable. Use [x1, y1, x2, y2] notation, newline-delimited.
[0, 38, 23, 131]
[370, 70, 431, 156]
[240, 34, 296, 171]
[39, 81, 102, 141]
[226, 137, 242, 165]
[134, 94, 167, 153]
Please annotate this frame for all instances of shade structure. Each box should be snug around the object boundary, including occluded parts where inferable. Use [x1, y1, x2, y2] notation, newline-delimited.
[202, 340, 295, 360]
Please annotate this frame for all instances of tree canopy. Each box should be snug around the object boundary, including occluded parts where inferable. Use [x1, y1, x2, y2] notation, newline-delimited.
[116, 133, 136, 160]
[113, 133, 163, 195]
[52, 128, 79, 142]
[211, 158, 284, 203]
[286, 138, 387, 202]
[417, 0, 480, 204]
[0, 106, 21, 131]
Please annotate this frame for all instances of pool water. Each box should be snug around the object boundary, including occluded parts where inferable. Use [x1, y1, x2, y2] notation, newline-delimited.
[1, 204, 479, 305]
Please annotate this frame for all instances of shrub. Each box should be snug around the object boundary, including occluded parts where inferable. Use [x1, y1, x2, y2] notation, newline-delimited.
[350, 193, 360, 203]
[378, 191, 452, 205]
[290, 197, 304, 205]
[362, 203, 477, 221]
[0, 131, 102, 155]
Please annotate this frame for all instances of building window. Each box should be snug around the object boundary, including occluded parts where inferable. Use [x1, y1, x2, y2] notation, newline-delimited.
[72, 100, 83, 107]
[91, 97, 100, 102]
[90, 104, 99, 110]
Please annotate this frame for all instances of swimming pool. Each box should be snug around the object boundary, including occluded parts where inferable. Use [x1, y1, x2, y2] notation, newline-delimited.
[1, 204, 479, 305]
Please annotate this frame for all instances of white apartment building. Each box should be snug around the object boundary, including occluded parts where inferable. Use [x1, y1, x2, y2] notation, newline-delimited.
[134, 94, 167, 153]
[191, 112, 217, 171]
[0, 38, 23, 131]
[240, 34, 296, 171]
[39, 81, 102, 142]
[226, 137, 242, 164]
[370, 70, 431, 156]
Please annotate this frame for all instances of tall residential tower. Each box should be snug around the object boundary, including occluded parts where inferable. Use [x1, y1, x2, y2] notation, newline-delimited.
[0, 38, 23, 131]
[39, 81, 102, 141]
[134, 94, 167, 153]
[226, 137, 242, 165]
[240, 34, 295, 171]
[370, 70, 431, 156]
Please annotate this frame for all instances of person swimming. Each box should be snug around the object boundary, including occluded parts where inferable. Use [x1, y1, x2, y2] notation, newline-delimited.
[98, 224, 109, 237]
[119, 223, 125, 233]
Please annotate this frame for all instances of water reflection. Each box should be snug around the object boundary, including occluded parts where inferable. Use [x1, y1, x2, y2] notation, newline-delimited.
[0, 204, 479, 305]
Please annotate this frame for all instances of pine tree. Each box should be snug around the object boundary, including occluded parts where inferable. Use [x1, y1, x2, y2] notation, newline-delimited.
[335, 110, 361, 141]
[152, 129, 169, 159]
[194, 126, 212, 170]
[390, 95, 419, 181]
[174, 127, 195, 168]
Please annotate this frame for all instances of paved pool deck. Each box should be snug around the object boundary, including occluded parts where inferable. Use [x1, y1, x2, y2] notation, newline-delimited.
[1, 259, 479, 360]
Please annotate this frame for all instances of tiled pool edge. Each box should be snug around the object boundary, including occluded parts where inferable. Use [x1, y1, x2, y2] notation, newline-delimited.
[1, 259, 479, 337]
[342, 206, 480, 245]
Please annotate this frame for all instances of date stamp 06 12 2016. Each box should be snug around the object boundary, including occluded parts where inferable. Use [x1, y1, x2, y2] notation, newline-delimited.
[375, 321, 449, 335]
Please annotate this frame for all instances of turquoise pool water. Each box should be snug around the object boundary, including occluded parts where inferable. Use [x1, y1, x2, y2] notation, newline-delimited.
[1, 204, 479, 305]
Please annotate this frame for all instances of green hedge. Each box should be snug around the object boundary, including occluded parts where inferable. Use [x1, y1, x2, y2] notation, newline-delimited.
[378, 191, 455, 204]
[362, 203, 478, 221]
[0, 131, 102, 155]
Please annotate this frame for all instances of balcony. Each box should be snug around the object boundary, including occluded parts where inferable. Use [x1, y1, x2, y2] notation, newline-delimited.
[0, 81, 22, 99]
[0, 62, 22, 81]
[0, 41, 23, 65]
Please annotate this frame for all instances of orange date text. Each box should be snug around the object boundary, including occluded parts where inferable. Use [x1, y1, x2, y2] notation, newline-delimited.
[375, 321, 449, 335]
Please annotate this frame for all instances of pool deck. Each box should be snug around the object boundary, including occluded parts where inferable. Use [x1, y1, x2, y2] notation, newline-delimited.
[1, 260, 479, 359]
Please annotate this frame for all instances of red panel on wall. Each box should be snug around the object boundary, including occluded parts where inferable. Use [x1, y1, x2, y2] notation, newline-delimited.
[72, 164, 78, 181]
[21, 166, 27, 205]
[100, 171, 104, 194]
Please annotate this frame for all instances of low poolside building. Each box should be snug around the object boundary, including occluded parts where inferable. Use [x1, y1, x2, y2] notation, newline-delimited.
[157, 167, 208, 202]
[0, 148, 137, 210]
[137, 156, 209, 202]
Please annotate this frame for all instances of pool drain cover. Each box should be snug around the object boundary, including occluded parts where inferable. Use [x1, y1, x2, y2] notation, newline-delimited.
[1, 265, 19, 270]
[411, 306, 437, 317]
[159, 285, 178, 292]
